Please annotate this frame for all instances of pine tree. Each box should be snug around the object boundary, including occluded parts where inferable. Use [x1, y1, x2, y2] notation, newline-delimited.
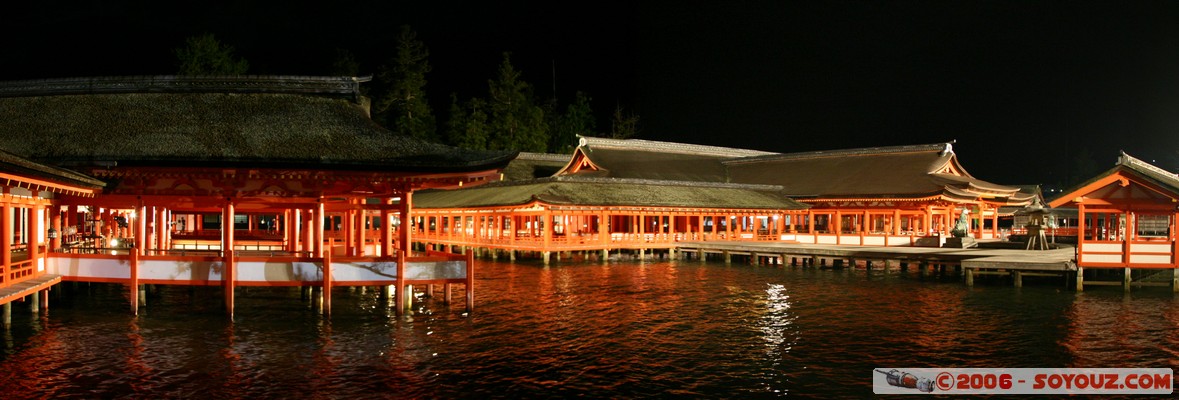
[609, 105, 640, 140]
[175, 34, 249, 76]
[446, 94, 490, 150]
[551, 91, 595, 152]
[376, 26, 436, 141]
[487, 53, 547, 152]
[329, 48, 360, 77]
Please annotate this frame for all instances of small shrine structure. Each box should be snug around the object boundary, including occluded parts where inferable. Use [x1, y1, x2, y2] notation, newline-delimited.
[1049, 152, 1179, 290]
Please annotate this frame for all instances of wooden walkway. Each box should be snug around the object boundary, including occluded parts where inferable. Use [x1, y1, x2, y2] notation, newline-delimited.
[676, 241, 1078, 287]
[1, 274, 61, 306]
[677, 241, 1074, 268]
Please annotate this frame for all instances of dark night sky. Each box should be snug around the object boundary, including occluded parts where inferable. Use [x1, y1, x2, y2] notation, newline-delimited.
[5, 1, 1179, 188]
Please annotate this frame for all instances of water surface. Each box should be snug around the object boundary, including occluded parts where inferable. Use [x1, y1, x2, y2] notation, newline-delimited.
[1, 260, 1175, 398]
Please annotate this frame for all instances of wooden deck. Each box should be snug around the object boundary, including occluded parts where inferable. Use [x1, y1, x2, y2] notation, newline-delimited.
[0, 274, 60, 306]
[676, 241, 1076, 271]
[674, 241, 1087, 289]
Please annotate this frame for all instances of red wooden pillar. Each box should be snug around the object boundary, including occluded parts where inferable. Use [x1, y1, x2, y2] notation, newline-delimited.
[50, 206, 62, 252]
[156, 207, 167, 253]
[394, 190, 412, 314]
[223, 200, 235, 317]
[284, 209, 294, 252]
[400, 192, 412, 256]
[465, 251, 475, 312]
[892, 209, 902, 236]
[448, 213, 455, 244]
[834, 210, 842, 244]
[357, 207, 367, 256]
[322, 247, 332, 315]
[972, 204, 982, 239]
[922, 207, 932, 235]
[945, 206, 955, 236]
[66, 204, 77, 232]
[669, 213, 677, 242]
[1, 198, 10, 287]
[542, 210, 552, 255]
[302, 209, 314, 254]
[165, 209, 173, 251]
[314, 200, 325, 257]
[1122, 211, 1131, 266]
[807, 210, 814, 237]
[129, 247, 139, 315]
[343, 204, 354, 256]
[382, 198, 394, 257]
[1172, 211, 1179, 268]
[990, 208, 999, 239]
[1076, 204, 1087, 264]
[600, 211, 610, 247]
[30, 202, 41, 273]
[135, 205, 146, 251]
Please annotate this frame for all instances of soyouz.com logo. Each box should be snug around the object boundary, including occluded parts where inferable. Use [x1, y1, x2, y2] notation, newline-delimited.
[873, 368, 1173, 395]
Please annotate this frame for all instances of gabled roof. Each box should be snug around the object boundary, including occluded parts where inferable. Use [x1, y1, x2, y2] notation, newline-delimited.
[724, 143, 957, 197]
[1048, 152, 1179, 208]
[501, 152, 571, 181]
[0, 76, 515, 172]
[727, 142, 1029, 204]
[555, 136, 775, 182]
[560, 137, 1031, 205]
[414, 176, 809, 210]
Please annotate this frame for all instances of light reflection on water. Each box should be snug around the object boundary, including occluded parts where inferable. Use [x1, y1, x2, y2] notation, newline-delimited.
[0, 260, 1176, 398]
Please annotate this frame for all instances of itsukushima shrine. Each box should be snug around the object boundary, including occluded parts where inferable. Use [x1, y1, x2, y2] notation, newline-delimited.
[413, 137, 1037, 261]
[2, 77, 1179, 324]
[0, 75, 514, 320]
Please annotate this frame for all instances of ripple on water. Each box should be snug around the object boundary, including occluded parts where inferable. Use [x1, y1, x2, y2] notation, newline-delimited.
[0, 260, 1176, 397]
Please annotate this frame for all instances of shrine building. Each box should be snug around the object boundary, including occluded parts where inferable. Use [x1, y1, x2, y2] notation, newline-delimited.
[1049, 152, 1179, 290]
[413, 136, 1033, 261]
[0, 75, 514, 317]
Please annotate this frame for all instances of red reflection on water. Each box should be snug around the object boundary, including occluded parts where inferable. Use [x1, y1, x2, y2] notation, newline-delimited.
[310, 320, 339, 391]
[1060, 293, 1179, 370]
[216, 322, 247, 397]
[0, 316, 65, 397]
[125, 318, 150, 395]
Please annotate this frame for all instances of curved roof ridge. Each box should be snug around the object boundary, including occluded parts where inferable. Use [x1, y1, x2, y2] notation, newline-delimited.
[724, 141, 955, 165]
[0, 75, 371, 99]
[1118, 151, 1179, 184]
[515, 152, 573, 162]
[552, 175, 785, 191]
[0, 148, 105, 188]
[474, 175, 786, 192]
[577, 135, 777, 158]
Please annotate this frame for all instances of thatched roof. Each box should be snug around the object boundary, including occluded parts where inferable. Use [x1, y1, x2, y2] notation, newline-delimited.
[414, 176, 809, 210]
[559, 136, 774, 182]
[0, 148, 105, 190]
[723, 142, 1020, 200]
[0, 76, 514, 172]
[564, 137, 1031, 205]
[501, 152, 570, 181]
